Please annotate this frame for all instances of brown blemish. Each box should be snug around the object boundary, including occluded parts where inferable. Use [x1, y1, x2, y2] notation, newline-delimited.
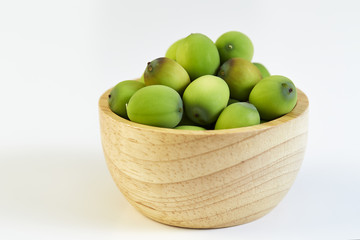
[147, 64, 153, 72]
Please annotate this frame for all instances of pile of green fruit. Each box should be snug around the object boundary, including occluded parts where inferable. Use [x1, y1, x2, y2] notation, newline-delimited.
[108, 31, 297, 130]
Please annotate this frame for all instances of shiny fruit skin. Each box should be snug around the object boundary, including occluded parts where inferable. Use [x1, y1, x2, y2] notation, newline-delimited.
[176, 33, 220, 80]
[174, 125, 206, 130]
[218, 58, 262, 101]
[253, 62, 270, 78]
[215, 102, 260, 130]
[165, 38, 184, 60]
[108, 80, 145, 119]
[215, 31, 254, 64]
[144, 57, 190, 95]
[249, 75, 297, 121]
[183, 75, 229, 126]
[127, 85, 183, 128]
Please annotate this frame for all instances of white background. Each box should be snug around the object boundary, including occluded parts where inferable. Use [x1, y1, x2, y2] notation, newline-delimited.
[1, 0, 359, 239]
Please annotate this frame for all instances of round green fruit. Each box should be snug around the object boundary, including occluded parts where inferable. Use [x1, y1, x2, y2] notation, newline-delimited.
[218, 58, 262, 101]
[249, 75, 297, 121]
[215, 102, 260, 130]
[144, 57, 190, 94]
[215, 31, 254, 64]
[174, 125, 206, 130]
[253, 62, 270, 78]
[165, 38, 184, 60]
[127, 85, 183, 128]
[176, 33, 220, 80]
[108, 80, 145, 119]
[183, 75, 229, 126]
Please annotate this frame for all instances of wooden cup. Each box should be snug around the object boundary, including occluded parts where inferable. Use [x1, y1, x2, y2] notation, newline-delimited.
[99, 88, 309, 228]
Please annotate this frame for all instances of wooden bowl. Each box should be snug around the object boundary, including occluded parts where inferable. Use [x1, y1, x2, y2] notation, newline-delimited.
[98, 88, 309, 228]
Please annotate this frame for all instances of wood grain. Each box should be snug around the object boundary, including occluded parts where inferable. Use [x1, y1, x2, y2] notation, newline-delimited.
[98, 88, 309, 228]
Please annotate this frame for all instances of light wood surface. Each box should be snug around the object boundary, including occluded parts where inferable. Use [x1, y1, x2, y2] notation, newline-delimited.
[98, 88, 309, 228]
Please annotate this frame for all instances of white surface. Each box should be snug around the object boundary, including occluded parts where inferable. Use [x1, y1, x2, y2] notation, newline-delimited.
[1, 0, 359, 239]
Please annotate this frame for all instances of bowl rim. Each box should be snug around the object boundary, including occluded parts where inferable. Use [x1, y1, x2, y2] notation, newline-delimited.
[99, 87, 309, 135]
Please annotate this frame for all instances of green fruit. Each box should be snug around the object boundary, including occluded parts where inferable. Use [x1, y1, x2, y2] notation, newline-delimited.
[253, 62, 270, 78]
[183, 75, 229, 126]
[215, 31, 254, 64]
[165, 38, 184, 60]
[127, 85, 183, 128]
[174, 125, 206, 130]
[215, 102, 260, 130]
[227, 98, 239, 106]
[144, 57, 190, 94]
[176, 33, 220, 80]
[108, 80, 145, 118]
[249, 75, 297, 121]
[218, 58, 262, 101]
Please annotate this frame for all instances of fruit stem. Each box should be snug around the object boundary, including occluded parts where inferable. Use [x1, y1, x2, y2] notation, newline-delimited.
[147, 63, 153, 72]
